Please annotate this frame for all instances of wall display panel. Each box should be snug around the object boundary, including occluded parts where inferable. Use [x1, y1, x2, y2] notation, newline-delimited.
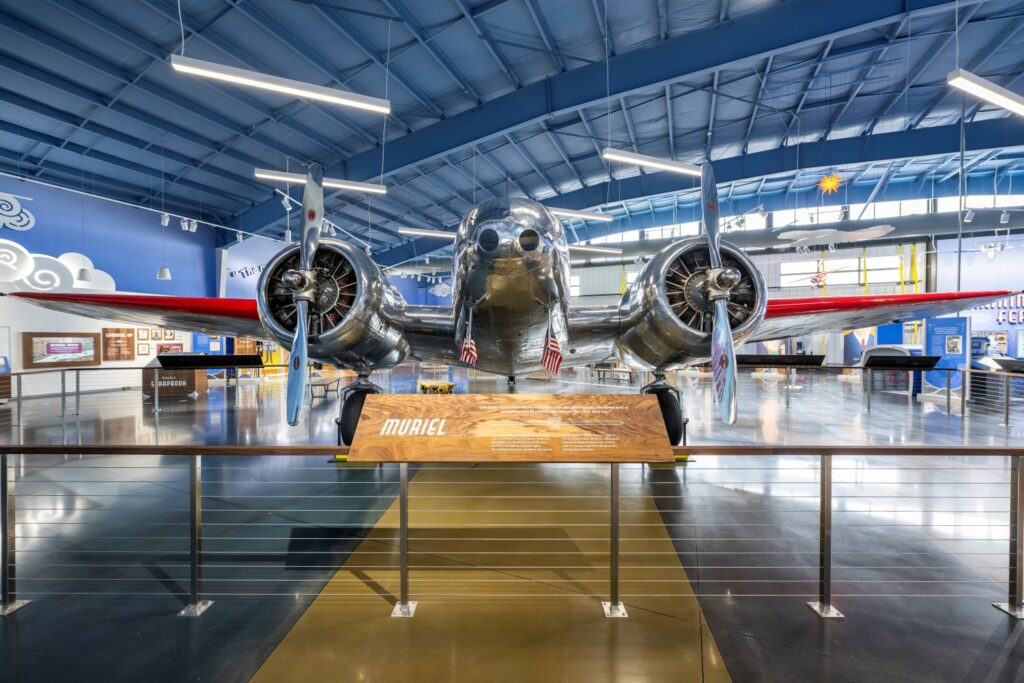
[102, 327, 136, 362]
[157, 343, 184, 354]
[22, 332, 101, 369]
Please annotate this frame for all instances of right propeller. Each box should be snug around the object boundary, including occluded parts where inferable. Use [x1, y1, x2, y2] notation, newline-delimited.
[701, 162, 741, 425]
[282, 164, 325, 426]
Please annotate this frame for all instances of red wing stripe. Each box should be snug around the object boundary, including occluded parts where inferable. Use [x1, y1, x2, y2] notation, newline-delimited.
[6, 292, 260, 320]
[765, 290, 1017, 318]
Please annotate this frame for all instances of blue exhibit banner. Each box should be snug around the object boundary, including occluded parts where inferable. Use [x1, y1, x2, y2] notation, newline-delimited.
[924, 317, 969, 390]
[0, 356, 9, 374]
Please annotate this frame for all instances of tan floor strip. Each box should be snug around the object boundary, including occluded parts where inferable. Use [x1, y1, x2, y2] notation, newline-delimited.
[253, 464, 731, 682]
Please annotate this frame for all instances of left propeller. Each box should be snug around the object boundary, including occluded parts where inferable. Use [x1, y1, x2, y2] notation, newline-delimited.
[700, 162, 741, 425]
[284, 164, 324, 426]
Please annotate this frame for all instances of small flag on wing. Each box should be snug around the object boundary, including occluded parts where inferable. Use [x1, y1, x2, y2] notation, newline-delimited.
[541, 329, 563, 374]
[460, 336, 478, 367]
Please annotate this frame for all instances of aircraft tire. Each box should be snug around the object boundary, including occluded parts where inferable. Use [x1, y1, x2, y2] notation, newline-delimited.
[339, 390, 369, 446]
[655, 388, 684, 446]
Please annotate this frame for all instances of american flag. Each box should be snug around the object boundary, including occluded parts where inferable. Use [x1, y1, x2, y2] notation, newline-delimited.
[460, 336, 478, 367]
[541, 330, 563, 374]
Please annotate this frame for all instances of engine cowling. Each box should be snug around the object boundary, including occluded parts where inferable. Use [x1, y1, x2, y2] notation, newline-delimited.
[616, 238, 767, 370]
[256, 239, 409, 371]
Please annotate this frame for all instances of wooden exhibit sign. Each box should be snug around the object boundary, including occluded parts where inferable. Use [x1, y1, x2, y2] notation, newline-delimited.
[102, 327, 136, 361]
[348, 393, 674, 462]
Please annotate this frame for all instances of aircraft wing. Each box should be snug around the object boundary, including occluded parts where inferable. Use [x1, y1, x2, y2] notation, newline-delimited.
[751, 290, 1015, 342]
[3, 291, 268, 340]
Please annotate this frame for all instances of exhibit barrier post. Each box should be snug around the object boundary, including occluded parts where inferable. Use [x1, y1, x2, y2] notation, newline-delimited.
[1004, 377, 1011, 427]
[603, 463, 628, 618]
[14, 375, 21, 427]
[59, 370, 66, 418]
[392, 462, 416, 617]
[153, 368, 160, 414]
[866, 369, 872, 412]
[1, 452, 28, 615]
[995, 455, 1024, 618]
[946, 371, 952, 413]
[179, 455, 212, 617]
[808, 452, 842, 618]
[74, 369, 81, 416]
[961, 370, 968, 416]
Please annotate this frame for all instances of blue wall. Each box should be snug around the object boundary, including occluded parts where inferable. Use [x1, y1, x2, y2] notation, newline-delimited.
[0, 175, 217, 296]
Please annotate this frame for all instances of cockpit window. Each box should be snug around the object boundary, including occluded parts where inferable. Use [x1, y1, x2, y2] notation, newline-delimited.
[478, 228, 500, 251]
[518, 229, 540, 252]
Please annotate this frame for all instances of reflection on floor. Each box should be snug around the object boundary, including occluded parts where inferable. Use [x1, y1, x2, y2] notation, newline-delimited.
[1, 365, 1024, 681]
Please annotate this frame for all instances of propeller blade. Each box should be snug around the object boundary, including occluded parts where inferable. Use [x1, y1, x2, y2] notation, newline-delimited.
[285, 299, 310, 426]
[299, 164, 324, 271]
[701, 162, 722, 269]
[702, 161, 737, 424]
[711, 298, 738, 425]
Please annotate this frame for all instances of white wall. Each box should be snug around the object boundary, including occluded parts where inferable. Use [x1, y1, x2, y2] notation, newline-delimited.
[1, 295, 191, 397]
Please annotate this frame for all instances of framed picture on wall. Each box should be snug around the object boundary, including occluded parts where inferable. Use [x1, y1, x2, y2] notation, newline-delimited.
[157, 343, 184, 354]
[137, 343, 150, 356]
[165, 330, 176, 341]
[22, 333, 101, 369]
[152, 330, 164, 341]
[102, 327, 136, 362]
[137, 329, 150, 341]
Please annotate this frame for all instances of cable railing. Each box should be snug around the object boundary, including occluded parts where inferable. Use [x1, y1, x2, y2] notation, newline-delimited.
[1, 444, 1023, 624]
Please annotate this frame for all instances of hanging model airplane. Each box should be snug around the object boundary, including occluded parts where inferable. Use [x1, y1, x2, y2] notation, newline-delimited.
[5, 164, 1015, 444]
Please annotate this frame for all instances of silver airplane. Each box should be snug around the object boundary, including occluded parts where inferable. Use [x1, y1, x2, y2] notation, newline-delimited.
[7, 164, 1014, 445]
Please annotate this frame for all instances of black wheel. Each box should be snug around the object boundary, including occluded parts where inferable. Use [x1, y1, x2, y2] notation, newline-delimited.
[338, 390, 369, 446]
[655, 388, 684, 446]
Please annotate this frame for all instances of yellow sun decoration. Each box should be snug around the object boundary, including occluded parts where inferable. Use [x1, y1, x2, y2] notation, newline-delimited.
[817, 173, 842, 195]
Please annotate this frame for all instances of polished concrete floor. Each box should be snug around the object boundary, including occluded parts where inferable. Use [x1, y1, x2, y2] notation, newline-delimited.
[1, 366, 1024, 681]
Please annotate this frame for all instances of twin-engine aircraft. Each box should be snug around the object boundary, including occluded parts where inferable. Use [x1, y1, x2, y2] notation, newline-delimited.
[6, 164, 1012, 444]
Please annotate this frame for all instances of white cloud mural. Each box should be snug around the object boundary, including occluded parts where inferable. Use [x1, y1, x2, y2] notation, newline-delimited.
[0, 193, 35, 232]
[0, 239, 116, 292]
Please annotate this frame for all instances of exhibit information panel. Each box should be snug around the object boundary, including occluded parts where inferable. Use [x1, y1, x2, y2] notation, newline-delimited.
[348, 393, 674, 462]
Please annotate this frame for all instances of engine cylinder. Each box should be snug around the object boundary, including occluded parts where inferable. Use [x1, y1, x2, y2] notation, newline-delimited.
[617, 238, 766, 370]
[256, 240, 408, 371]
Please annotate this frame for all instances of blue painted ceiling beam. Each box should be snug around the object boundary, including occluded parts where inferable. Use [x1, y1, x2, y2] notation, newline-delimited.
[523, 0, 566, 72]
[452, 0, 522, 88]
[237, 0, 975, 232]
[374, 116, 1024, 265]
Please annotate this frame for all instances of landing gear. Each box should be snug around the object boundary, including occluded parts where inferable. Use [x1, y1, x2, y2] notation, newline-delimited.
[336, 374, 382, 446]
[642, 372, 688, 446]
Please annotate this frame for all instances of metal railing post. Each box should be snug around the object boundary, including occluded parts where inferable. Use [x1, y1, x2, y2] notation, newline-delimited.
[59, 370, 66, 418]
[153, 368, 160, 414]
[1, 452, 28, 615]
[392, 462, 416, 617]
[1004, 375, 1012, 427]
[808, 452, 843, 618]
[995, 455, 1024, 618]
[865, 369, 872, 411]
[946, 370, 952, 414]
[603, 462, 628, 618]
[961, 369, 968, 416]
[178, 455, 212, 616]
[14, 375, 21, 427]
[74, 369, 81, 416]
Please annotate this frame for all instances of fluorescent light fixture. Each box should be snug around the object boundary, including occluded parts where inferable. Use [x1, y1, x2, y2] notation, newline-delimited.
[549, 207, 614, 222]
[601, 148, 701, 177]
[255, 169, 386, 195]
[398, 227, 457, 240]
[568, 244, 623, 255]
[156, 266, 172, 281]
[1001, 210, 1010, 224]
[964, 209, 975, 223]
[170, 54, 390, 114]
[947, 69, 1024, 117]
